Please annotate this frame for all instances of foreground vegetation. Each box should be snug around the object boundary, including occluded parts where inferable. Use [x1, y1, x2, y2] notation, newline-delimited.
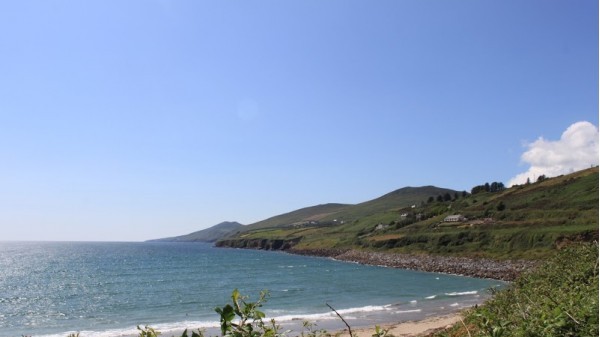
[433, 242, 599, 337]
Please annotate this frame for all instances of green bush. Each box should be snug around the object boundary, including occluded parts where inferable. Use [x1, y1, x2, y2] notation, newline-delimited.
[464, 243, 599, 337]
[215, 289, 283, 337]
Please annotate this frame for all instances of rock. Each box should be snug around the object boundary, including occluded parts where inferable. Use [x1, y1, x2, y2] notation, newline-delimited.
[287, 248, 537, 281]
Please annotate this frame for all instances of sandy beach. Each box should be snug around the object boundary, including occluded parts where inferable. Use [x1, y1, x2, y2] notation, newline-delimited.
[337, 313, 461, 337]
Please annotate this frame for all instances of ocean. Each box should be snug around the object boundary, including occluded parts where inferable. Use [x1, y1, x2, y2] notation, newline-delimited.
[0, 242, 505, 337]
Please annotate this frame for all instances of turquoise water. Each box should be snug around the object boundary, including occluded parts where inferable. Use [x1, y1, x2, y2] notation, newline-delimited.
[0, 242, 504, 337]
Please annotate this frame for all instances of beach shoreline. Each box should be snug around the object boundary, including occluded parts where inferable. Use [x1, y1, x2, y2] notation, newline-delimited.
[125, 311, 462, 337]
[342, 313, 462, 337]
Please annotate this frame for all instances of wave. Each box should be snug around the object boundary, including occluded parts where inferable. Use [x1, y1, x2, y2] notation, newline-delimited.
[393, 309, 422, 314]
[34, 296, 479, 337]
[425, 295, 436, 299]
[444, 291, 478, 296]
[271, 304, 394, 322]
[35, 320, 223, 337]
[32, 304, 404, 337]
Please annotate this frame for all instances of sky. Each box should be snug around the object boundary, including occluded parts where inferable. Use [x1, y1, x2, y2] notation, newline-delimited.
[0, 0, 598, 242]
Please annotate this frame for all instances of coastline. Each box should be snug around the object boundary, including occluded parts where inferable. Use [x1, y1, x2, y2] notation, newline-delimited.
[125, 312, 462, 337]
[11, 244, 515, 337]
[288, 248, 537, 281]
[282, 248, 529, 336]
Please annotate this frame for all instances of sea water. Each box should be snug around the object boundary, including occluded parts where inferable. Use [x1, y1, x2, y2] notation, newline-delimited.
[0, 242, 504, 337]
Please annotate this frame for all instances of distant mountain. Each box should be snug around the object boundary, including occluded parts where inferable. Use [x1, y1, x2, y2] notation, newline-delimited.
[148, 221, 244, 243]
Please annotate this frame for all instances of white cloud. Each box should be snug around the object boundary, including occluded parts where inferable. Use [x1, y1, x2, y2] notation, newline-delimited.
[508, 121, 599, 186]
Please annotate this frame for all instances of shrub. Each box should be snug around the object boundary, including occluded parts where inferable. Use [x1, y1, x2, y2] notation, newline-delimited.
[462, 243, 599, 337]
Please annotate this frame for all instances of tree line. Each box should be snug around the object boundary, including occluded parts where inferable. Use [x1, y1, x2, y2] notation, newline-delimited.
[426, 191, 468, 203]
[471, 181, 505, 194]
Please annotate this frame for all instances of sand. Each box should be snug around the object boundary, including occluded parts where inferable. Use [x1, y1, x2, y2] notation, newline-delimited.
[336, 313, 461, 337]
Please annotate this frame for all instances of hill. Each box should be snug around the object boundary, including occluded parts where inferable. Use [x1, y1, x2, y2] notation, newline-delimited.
[217, 185, 461, 248]
[150, 186, 457, 245]
[149, 221, 244, 243]
[242, 203, 352, 231]
[239, 186, 458, 231]
[217, 167, 599, 260]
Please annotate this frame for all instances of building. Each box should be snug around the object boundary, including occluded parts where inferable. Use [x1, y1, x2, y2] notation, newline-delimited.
[444, 214, 466, 222]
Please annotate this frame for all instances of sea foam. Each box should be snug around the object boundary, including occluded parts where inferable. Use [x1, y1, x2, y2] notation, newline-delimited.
[444, 291, 478, 296]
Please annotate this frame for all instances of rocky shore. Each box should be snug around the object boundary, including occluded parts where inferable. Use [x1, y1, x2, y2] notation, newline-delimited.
[288, 248, 538, 281]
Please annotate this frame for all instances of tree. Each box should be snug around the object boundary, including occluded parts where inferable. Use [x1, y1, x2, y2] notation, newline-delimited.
[490, 182, 505, 193]
[443, 193, 452, 201]
[472, 181, 505, 194]
[490, 182, 499, 192]
[471, 185, 486, 194]
[427, 196, 434, 203]
[436, 195, 443, 202]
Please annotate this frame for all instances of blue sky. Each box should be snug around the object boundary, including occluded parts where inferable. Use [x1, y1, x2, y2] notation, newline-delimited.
[0, 0, 598, 241]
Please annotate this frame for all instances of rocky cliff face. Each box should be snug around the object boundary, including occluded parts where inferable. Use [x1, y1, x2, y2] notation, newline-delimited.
[214, 237, 302, 250]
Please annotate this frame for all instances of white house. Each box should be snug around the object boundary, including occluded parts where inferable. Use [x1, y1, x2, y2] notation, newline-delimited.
[444, 214, 466, 222]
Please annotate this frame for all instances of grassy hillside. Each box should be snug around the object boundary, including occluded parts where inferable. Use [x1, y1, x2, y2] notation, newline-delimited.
[218, 167, 598, 259]
[149, 221, 244, 242]
[221, 186, 461, 248]
[362, 166, 598, 259]
[240, 203, 352, 231]
[239, 186, 458, 232]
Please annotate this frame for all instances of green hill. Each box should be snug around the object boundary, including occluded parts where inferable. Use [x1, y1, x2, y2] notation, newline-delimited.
[238, 186, 458, 231]
[360, 166, 598, 259]
[218, 185, 461, 248]
[217, 168, 599, 260]
[149, 221, 244, 242]
[241, 203, 352, 231]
